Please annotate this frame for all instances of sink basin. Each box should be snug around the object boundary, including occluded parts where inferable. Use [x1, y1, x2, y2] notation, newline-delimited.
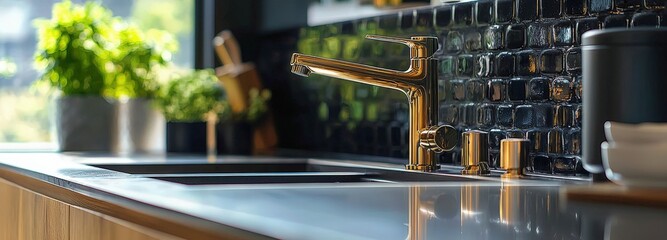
[141, 172, 384, 185]
[90, 160, 310, 174]
[87, 158, 490, 185]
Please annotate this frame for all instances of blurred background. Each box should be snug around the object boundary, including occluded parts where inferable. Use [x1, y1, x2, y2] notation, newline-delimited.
[0, 0, 431, 151]
[0, 0, 194, 147]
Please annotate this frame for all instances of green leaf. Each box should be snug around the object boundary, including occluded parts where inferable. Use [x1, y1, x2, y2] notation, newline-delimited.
[153, 69, 226, 122]
[33, 0, 177, 98]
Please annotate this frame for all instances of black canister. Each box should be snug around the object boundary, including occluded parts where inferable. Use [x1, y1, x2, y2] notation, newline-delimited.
[582, 28, 667, 175]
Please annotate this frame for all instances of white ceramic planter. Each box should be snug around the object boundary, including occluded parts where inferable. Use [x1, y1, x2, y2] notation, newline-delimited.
[55, 96, 119, 152]
[126, 98, 165, 153]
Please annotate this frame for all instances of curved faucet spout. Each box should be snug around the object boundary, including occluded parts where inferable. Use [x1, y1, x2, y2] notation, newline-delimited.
[290, 53, 428, 93]
[289, 35, 441, 171]
[291, 64, 313, 77]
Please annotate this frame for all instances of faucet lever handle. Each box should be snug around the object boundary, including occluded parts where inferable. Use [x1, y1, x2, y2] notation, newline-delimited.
[365, 35, 438, 58]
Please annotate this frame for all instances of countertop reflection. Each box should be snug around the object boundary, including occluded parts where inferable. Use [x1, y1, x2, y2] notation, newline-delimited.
[0, 153, 665, 240]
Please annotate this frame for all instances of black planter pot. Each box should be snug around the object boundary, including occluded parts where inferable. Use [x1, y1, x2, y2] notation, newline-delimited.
[218, 122, 253, 155]
[166, 122, 207, 153]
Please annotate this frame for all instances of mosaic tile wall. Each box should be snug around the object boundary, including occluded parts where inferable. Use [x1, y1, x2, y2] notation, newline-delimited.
[267, 0, 667, 176]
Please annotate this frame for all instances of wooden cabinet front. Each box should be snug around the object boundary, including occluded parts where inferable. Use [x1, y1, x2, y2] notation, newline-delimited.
[0, 178, 180, 240]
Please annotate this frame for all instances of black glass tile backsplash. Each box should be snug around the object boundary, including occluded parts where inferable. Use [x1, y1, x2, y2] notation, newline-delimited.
[267, 1, 667, 177]
[506, 24, 527, 49]
[541, 0, 562, 18]
[517, 0, 540, 21]
[495, 0, 516, 23]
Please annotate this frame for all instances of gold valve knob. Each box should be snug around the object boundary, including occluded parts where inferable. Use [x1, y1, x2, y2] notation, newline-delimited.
[419, 125, 458, 153]
[500, 138, 529, 178]
[461, 130, 490, 175]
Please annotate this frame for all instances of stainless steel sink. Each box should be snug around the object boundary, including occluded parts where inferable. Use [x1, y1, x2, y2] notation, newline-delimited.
[138, 172, 385, 185]
[87, 158, 492, 185]
[90, 160, 310, 174]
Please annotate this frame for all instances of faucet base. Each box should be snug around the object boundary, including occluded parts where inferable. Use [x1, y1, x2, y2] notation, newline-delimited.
[406, 164, 439, 172]
[501, 169, 523, 179]
[461, 162, 490, 175]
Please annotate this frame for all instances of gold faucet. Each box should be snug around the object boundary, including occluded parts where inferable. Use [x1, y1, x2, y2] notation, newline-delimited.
[290, 35, 456, 171]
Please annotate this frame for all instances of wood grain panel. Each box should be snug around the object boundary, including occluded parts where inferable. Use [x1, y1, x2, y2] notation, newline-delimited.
[2, 178, 188, 240]
[18, 188, 34, 240]
[18, 188, 47, 240]
[102, 215, 182, 240]
[18, 189, 37, 240]
[0, 179, 10, 240]
[45, 196, 70, 240]
[0, 171, 270, 240]
[34, 193, 48, 239]
[70, 206, 102, 240]
[0, 179, 20, 240]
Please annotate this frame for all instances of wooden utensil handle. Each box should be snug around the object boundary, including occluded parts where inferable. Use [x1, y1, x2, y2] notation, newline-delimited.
[213, 36, 235, 67]
[220, 30, 242, 65]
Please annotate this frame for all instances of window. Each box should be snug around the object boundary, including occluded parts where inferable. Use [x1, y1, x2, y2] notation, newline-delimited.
[0, 0, 194, 148]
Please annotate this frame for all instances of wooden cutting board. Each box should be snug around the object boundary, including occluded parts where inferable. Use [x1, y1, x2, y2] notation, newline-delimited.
[213, 31, 277, 154]
[562, 183, 667, 208]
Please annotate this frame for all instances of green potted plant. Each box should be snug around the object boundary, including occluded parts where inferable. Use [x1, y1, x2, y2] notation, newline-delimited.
[110, 24, 177, 153]
[153, 69, 226, 153]
[34, 0, 118, 151]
